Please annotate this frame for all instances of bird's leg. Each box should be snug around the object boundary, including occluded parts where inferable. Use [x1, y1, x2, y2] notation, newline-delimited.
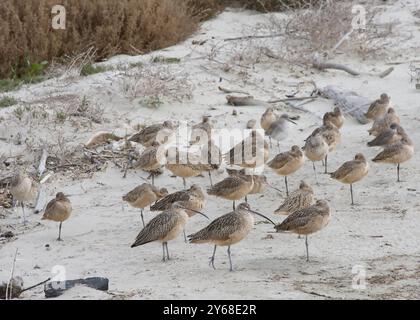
[284, 176, 289, 197]
[183, 229, 187, 243]
[183, 178, 186, 189]
[209, 245, 217, 270]
[162, 243, 166, 262]
[57, 222, 63, 241]
[21, 202, 27, 225]
[233, 201, 236, 210]
[208, 171, 213, 187]
[227, 245, 233, 272]
[305, 235, 309, 262]
[245, 195, 248, 203]
[312, 162, 318, 185]
[350, 184, 354, 206]
[324, 155, 328, 174]
[165, 242, 170, 260]
[141, 209, 145, 227]
[397, 164, 400, 182]
[151, 173, 155, 187]
[277, 141, 281, 153]
[269, 137, 272, 149]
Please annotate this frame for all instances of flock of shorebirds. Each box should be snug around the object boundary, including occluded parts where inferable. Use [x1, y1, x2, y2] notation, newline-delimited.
[8, 93, 414, 271]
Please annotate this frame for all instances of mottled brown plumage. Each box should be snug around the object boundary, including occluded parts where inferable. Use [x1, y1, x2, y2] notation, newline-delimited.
[372, 136, 414, 182]
[330, 154, 369, 205]
[260, 107, 277, 131]
[10, 171, 38, 224]
[189, 202, 275, 271]
[190, 116, 212, 145]
[268, 145, 304, 195]
[274, 181, 314, 215]
[131, 202, 189, 261]
[129, 121, 175, 147]
[151, 184, 205, 216]
[123, 183, 168, 226]
[368, 108, 400, 136]
[323, 107, 344, 129]
[275, 199, 330, 261]
[207, 175, 254, 209]
[367, 123, 404, 147]
[364, 93, 390, 121]
[42, 192, 72, 241]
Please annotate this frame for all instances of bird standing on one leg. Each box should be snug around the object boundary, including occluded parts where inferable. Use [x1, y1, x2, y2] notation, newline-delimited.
[42, 192, 72, 241]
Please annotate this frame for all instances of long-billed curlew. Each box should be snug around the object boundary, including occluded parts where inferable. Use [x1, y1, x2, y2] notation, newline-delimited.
[207, 175, 254, 210]
[302, 132, 329, 183]
[133, 141, 163, 186]
[129, 121, 175, 147]
[165, 147, 213, 189]
[10, 171, 38, 224]
[150, 184, 206, 241]
[223, 130, 268, 168]
[367, 123, 404, 147]
[330, 153, 369, 205]
[267, 145, 304, 196]
[275, 199, 330, 261]
[310, 120, 341, 173]
[368, 107, 400, 136]
[188, 202, 275, 271]
[364, 93, 390, 121]
[131, 202, 208, 262]
[190, 116, 212, 145]
[274, 181, 314, 215]
[260, 107, 277, 131]
[266, 114, 297, 151]
[372, 136, 414, 182]
[323, 107, 344, 129]
[123, 183, 168, 226]
[42, 192, 72, 241]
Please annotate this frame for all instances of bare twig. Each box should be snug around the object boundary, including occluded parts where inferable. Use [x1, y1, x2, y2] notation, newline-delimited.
[223, 34, 285, 42]
[218, 86, 250, 95]
[5, 248, 18, 300]
[20, 278, 51, 294]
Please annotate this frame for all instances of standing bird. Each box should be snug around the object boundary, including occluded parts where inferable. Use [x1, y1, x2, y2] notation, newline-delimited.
[198, 139, 222, 186]
[368, 108, 400, 136]
[165, 148, 212, 189]
[266, 114, 297, 151]
[190, 116, 212, 145]
[364, 93, 390, 121]
[260, 107, 277, 131]
[10, 171, 38, 224]
[267, 145, 305, 196]
[42, 192, 72, 241]
[302, 132, 329, 183]
[131, 202, 208, 262]
[372, 136, 414, 182]
[188, 202, 275, 271]
[330, 154, 369, 205]
[310, 120, 341, 173]
[207, 175, 254, 210]
[223, 130, 268, 168]
[367, 123, 404, 147]
[133, 141, 163, 186]
[123, 184, 168, 226]
[275, 200, 330, 262]
[274, 181, 314, 215]
[150, 184, 206, 241]
[323, 107, 344, 129]
[226, 169, 268, 201]
[129, 121, 175, 147]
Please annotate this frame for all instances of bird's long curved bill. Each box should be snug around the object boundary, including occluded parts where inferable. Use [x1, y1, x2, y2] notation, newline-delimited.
[286, 118, 297, 125]
[247, 209, 276, 225]
[180, 206, 210, 220]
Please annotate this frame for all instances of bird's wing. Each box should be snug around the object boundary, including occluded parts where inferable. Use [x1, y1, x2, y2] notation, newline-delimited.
[330, 160, 356, 180]
[189, 213, 242, 242]
[150, 190, 189, 211]
[268, 152, 292, 169]
[131, 211, 178, 247]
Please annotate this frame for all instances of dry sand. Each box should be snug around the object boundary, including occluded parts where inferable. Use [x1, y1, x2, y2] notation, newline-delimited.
[1, 0, 420, 299]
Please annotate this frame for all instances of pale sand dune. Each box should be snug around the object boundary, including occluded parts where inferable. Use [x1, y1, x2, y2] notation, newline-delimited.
[1, 1, 420, 299]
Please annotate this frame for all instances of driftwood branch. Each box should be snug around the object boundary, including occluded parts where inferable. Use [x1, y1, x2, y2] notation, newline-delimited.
[37, 148, 48, 177]
[224, 33, 284, 42]
[267, 96, 318, 103]
[218, 86, 249, 95]
[313, 59, 360, 76]
[20, 278, 51, 293]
